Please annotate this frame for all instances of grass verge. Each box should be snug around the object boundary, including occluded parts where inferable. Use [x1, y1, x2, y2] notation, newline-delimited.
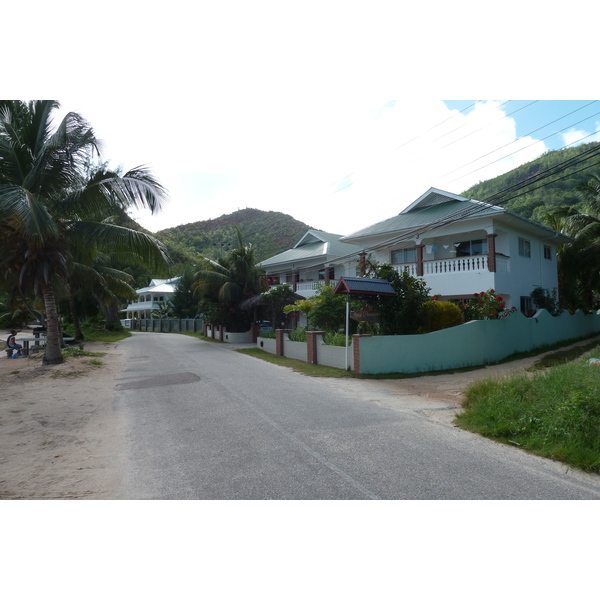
[455, 344, 600, 473]
[236, 347, 481, 379]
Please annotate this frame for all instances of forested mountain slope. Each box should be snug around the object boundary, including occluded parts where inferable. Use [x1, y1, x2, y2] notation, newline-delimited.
[462, 142, 600, 221]
[156, 208, 312, 263]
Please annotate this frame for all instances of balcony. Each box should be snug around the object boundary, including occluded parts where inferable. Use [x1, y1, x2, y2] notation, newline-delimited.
[394, 254, 509, 277]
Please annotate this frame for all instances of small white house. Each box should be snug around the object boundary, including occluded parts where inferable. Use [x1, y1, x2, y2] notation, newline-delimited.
[122, 277, 181, 319]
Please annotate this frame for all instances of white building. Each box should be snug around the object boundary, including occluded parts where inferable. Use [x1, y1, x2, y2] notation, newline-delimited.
[122, 277, 181, 319]
[261, 188, 573, 314]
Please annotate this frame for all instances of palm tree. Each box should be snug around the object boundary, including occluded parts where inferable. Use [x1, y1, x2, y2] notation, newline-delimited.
[192, 227, 264, 330]
[538, 204, 600, 312]
[0, 100, 169, 364]
[193, 227, 263, 305]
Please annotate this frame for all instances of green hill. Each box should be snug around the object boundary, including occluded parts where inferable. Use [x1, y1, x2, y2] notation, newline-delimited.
[462, 141, 600, 221]
[156, 208, 312, 264]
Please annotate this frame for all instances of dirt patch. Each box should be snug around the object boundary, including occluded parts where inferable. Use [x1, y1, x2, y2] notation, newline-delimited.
[0, 340, 127, 499]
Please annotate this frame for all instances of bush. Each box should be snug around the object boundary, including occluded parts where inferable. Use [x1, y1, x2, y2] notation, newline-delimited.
[530, 287, 563, 316]
[458, 289, 514, 320]
[324, 331, 351, 346]
[418, 300, 464, 333]
[288, 327, 307, 342]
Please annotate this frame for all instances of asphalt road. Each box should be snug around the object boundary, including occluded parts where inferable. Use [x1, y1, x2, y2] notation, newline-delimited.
[112, 332, 600, 499]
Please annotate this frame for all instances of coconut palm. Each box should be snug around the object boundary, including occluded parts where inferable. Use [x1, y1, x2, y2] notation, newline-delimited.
[538, 204, 600, 311]
[0, 100, 169, 364]
[193, 227, 263, 305]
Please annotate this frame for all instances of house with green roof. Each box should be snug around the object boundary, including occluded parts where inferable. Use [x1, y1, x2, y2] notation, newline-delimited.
[339, 187, 572, 314]
[259, 230, 360, 297]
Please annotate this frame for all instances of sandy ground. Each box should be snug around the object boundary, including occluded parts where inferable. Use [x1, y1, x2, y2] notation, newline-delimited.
[2, 332, 599, 500]
[0, 338, 127, 499]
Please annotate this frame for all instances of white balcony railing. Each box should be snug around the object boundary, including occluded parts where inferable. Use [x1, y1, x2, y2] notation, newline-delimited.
[394, 255, 509, 277]
[424, 255, 489, 275]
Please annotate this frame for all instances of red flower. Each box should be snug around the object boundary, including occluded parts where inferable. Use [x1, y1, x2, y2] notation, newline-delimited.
[496, 295, 503, 302]
[473, 293, 479, 297]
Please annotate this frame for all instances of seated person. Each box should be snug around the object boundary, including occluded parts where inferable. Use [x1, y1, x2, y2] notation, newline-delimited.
[7, 330, 23, 357]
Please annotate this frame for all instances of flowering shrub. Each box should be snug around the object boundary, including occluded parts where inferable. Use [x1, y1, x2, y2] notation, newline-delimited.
[459, 289, 515, 320]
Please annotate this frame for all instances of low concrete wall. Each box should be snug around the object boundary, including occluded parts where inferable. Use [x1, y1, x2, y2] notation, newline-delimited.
[357, 309, 600, 374]
[257, 337, 277, 353]
[223, 330, 253, 343]
[253, 310, 600, 374]
[317, 339, 352, 370]
[283, 337, 309, 361]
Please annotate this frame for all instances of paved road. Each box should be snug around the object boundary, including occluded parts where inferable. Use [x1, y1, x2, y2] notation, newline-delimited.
[112, 332, 600, 499]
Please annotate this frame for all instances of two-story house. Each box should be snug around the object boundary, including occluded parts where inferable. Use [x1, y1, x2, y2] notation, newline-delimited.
[339, 187, 572, 313]
[260, 188, 572, 314]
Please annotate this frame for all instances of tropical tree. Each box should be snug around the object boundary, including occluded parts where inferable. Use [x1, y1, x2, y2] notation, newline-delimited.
[364, 260, 431, 335]
[170, 269, 199, 318]
[192, 227, 264, 330]
[538, 203, 600, 312]
[0, 100, 169, 364]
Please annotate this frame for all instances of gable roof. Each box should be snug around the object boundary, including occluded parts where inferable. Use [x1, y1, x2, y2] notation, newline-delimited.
[340, 188, 502, 242]
[333, 277, 396, 297]
[136, 277, 180, 295]
[259, 229, 358, 268]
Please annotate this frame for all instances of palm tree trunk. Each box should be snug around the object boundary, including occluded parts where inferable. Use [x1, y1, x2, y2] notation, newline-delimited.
[68, 288, 84, 340]
[41, 282, 64, 365]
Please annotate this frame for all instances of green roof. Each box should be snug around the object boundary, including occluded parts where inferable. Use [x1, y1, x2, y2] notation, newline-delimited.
[341, 199, 498, 241]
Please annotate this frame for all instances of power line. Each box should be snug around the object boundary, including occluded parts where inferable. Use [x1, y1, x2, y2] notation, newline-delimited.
[362, 142, 600, 252]
[440, 100, 598, 182]
[445, 104, 600, 185]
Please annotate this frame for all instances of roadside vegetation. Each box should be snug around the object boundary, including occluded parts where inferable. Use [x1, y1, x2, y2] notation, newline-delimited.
[456, 343, 600, 472]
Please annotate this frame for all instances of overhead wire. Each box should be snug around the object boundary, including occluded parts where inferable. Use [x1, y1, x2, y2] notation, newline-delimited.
[360, 140, 600, 252]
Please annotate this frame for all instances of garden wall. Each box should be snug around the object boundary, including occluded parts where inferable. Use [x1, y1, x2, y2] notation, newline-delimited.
[255, 309, 600, 374]
[124, 318, 204, 333]
[357, 309, 600, 374]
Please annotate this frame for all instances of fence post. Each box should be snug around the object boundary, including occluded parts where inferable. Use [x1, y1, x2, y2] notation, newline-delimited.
[352, 334, 371, 373]
[306, 330, 325, 364]
[276, 329, 291, 356]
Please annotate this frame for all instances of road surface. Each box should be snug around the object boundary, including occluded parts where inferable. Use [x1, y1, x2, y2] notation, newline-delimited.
[112, 332, 600, 499]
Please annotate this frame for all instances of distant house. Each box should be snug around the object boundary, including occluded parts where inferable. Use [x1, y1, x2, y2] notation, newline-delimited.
[259, 188, 572, 314]
[122, 277, 181, 319]
[339, 187, 572, 314]
[259, 230, 360, 298]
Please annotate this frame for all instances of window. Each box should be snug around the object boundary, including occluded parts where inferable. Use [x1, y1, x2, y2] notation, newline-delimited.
[318, 269, 325, 280]
[518, 237, 531, 258]
[455, 239, 488, 256]
[543, 245, 552, 260]
[391, 247, 416, 264]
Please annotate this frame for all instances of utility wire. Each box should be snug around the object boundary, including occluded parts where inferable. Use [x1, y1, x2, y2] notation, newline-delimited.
[440, 100, 598, 182]
[361, 141, 600, 252]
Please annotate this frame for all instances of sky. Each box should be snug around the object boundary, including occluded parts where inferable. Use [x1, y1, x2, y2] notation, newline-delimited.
[6, 2, 599, 241]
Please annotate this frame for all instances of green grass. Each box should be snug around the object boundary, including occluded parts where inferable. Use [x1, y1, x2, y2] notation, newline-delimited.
[456, 344, 600, 472]
[236, 347, 481, 379]
[61, 348, 106, 358]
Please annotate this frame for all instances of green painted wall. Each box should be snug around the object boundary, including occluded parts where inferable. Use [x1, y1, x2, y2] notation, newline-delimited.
[357, 309, 600, 374]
